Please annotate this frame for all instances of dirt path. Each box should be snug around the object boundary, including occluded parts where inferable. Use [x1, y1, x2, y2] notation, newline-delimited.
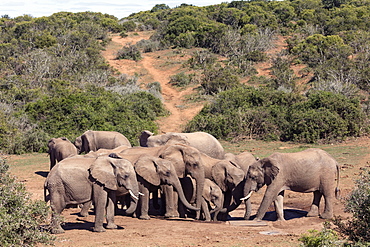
[102, 32, 203, 133]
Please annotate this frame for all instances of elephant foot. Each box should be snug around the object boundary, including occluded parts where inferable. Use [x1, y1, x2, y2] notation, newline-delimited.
[139, 215, 151, 220]
[79, 211, 89, 217]
[164, 213, 179, 218]
[307, 209, 319, 217]
[51, 227, 65, 234]
[93, 226, 106, 232]
[106, 223, 118, 229]
[320, 211, 333, 219]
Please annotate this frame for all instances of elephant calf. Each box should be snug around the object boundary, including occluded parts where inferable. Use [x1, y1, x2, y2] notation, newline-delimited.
[47, 137, 78, 170]
[242, 148, 340, 221]
[179, 177, 224, 221]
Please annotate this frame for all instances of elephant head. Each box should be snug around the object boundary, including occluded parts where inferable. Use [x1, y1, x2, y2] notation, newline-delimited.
[89, 154, 140, 214]
[242, 158, 280, 201]
[134, 155, 199, 212]
[159, 144, 205, 218]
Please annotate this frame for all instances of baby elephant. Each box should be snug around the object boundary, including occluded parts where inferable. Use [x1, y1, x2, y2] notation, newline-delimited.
[242, 148, 340, 221]
[180, 177, 224, 221]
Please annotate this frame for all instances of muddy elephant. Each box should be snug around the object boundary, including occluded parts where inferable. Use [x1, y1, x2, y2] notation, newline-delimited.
[120, 144, 205, 218]
[242, 148, 340, 221]
[132, 155, 199, 220]
[75, 130, 131, 154]
[179, 177, 224, 221]
[44, 154, 139, 233]
[47, 137, 78, 170]
[139, 130, 225, 159]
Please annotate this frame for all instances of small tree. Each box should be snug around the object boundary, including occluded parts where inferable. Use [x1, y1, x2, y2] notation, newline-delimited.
[0, 157, 54, 246]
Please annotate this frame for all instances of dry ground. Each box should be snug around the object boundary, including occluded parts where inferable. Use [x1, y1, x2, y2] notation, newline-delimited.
[6, 31, 370, 246]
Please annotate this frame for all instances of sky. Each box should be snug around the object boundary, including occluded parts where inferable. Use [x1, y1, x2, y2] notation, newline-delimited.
[1, 0, 228, 19]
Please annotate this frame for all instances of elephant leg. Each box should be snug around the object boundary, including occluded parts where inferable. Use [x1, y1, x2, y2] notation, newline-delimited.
[274, 191, 285, 221]
[255, 184, 283, 221]
[93, 187, 108, 232]
[50, 203, 66, 234]
[79, 201, 92, 217]
[320, 190, 334, 219]
[163, 185, 178, 218]
[243, 199, 252, 220]
[138, 183, 151, 220]
[307, 191, 322, 217]
[106, 191, 117, 229]
[201, 198, 211, 221]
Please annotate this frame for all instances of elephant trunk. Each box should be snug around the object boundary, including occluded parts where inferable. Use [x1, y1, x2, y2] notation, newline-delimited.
[125, 196, 138, 215]
[193, 172, 205, 219]
[172, 177, 199, 211]
[124, 179, 140, 215]
[220, 181, 245, 214]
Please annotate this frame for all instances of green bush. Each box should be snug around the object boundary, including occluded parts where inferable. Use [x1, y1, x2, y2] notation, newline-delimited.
[0, 157, 54, 246]
[116, 45, 142, 61]
[299, 222, 342, 247]
[186, 86, 367, 143]
[169, 72, 196, 87]
[201, 64, 241, 95]
[334, 169, 370, 243]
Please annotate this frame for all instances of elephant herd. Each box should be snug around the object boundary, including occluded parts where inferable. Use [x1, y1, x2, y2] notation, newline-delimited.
[45, 130, 340, 234]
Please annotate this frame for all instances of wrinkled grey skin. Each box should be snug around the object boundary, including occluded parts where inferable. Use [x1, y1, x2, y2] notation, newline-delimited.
[47, 137, 78, 170]
[139, 130, 225, 159]
[219, 151, 259, 219]
[130, 155, 199, 220]
[120, 144, 205, 219]
[179, 177, 224, 221]
[243, 148, 340, 221]
[75, 130, 131, 154]
[44, 154, 139, 233]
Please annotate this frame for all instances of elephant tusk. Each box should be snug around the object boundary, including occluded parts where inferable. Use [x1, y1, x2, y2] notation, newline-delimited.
[138, 192, 144, 196]
[240, 191, 253, 201]
[129, 190, 139, 200]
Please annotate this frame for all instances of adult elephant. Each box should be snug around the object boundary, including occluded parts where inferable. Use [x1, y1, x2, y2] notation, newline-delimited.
[75, 130, 131, 154]
[120, 144, 205, 218]
[219, 151, 259, 219]
[242, 148, 340, 221]
[47, 137, 78, 170]
[179, 177, 224, 221]
[133, 155, 199, 220]
[139, 130, 225, 159]
[44, 154, 139, 233]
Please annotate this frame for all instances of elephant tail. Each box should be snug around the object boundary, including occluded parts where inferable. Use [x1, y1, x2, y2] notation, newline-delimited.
[335, 164, 340, 200]
[44, 182, 50, 203]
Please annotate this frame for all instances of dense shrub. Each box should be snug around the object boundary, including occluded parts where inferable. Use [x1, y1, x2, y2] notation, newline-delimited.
[116, 44, 142, 61]
[0, 158, 54, 246]
[169, 72, 196, 87]
[201, 64, 241, 94]
[334, 168, 370, 243]
[24, 87, 167, 150]
[186, 86, 367, 143]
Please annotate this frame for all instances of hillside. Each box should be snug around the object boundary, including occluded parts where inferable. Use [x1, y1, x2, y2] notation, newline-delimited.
[101, 31, 293, 132]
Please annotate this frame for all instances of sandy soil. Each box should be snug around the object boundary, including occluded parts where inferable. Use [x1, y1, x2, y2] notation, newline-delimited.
[7, 31, 370, 246]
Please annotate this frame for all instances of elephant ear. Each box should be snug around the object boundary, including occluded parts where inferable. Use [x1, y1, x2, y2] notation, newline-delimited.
[139, 130, 153, 147]
[135, 156, 161, 186]
[212, 161, 245, 192]
[262, 158, 279, 184]
[89, 156, 118, 190]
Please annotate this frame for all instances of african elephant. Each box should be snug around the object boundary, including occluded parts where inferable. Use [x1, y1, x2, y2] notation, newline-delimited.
[44, 154, 139, 233]
[75, 130, 131, 154]
[139, 130, 225, 159]
[242, 148, 340, 221]
[133, 155, 199, 220]
[120, 144, 205, 218]
[179, 177, 224, 221]
[219, 151, 259, 219]
[85, 145, 130, 158]
[47, 137, 78, 170]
